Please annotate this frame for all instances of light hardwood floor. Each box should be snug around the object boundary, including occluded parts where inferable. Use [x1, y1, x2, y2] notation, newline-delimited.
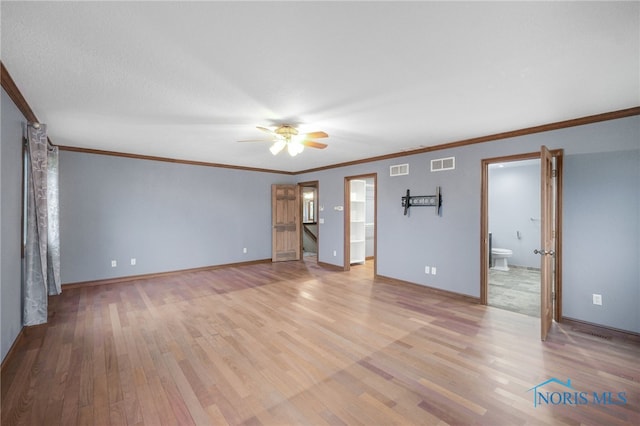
[2, 260, 639, 425]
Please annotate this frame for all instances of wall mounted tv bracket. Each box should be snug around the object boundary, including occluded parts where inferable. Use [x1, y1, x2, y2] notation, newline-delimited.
[401, 187, 442, 216]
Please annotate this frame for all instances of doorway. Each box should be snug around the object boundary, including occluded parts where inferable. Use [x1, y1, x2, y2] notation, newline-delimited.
[344, 174, 377, 275]
[480, 149, 563, 339]
[487, 157, 542, 317]
[299, 181, 319, 261]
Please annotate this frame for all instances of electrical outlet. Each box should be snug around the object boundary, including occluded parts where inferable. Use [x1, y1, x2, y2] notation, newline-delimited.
[432, 267, 437, 275]
[130, 258, 136, 266]
[425, 266, 430, 274]
[593, 294, 602, 306]
[243, 247, 247, 254]
[333, 250, 337, 257]
[111, 260, 117, 268]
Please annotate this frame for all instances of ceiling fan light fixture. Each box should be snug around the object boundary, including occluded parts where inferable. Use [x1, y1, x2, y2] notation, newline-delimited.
[270, 140, 286, 155]
[287, 140, 304, 157]
[240, 124, 327, 157]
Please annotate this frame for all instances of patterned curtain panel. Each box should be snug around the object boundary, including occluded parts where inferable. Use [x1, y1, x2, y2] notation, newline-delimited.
[23, 123, 61, 326]
[47, 145, 61, 295]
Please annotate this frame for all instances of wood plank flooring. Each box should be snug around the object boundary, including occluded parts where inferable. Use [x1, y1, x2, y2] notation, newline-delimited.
[2, 260, 639, 425]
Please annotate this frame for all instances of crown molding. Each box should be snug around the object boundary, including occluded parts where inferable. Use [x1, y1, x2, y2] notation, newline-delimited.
[3, 62, 638, 175]
[1, 61, 38, 123]
[295, 106, 640, 174]
[57, 145, 294, 175]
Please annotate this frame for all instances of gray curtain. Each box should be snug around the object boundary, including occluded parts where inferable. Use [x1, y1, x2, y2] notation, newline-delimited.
[47, 144, 61, 295]
[24, 123, 61, 326]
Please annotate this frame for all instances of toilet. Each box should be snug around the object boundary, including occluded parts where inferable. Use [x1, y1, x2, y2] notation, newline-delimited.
[491, 248, 513, 271]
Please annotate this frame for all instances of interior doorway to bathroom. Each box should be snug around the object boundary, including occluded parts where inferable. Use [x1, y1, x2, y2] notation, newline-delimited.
[487, 157, 542, 317]
[480, 150, 563, 337]
[299, 181, 319, 262]
[344, 174, 377, 276]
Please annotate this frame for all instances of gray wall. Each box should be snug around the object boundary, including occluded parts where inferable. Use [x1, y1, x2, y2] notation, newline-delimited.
[59, 151, 294, 283]
[1, 89, 24, 362]
[2, 98, 638, 366]
[489, 162, 540, 268]
[299, 115, 639, 333]
[563, 150, 639, 332]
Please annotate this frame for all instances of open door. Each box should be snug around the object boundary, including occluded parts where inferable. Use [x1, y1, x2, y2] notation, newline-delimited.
[481, 149, 563, 337]
[272, 184, 300, 262]
[539, 146, 554, 341]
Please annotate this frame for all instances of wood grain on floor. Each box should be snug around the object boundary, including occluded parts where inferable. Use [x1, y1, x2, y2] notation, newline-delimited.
[2, 260, 639, 425]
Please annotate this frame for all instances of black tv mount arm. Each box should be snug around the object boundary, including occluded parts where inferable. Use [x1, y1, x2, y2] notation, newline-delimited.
[401, 187, 442, 216]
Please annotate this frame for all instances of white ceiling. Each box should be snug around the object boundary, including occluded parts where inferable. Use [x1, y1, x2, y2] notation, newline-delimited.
[2, 1, 638, 173]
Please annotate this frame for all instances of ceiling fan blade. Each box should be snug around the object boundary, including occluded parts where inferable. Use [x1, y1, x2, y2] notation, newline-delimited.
[257, 126, 275, 134]
[301, 140, 328, 149]
[237, 138, 276, 143]
[303, 131, 328, 139]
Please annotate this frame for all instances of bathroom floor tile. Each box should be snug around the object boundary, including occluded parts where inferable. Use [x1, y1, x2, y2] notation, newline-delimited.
[489, 266, 541, 317]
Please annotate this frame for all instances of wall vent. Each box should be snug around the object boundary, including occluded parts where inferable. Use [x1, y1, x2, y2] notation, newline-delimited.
[390, 163, 409, 176]
[431, 156, 455, 172]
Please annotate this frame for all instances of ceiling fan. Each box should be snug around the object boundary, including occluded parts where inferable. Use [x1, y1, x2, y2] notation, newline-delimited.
[238, 124, 328, 156]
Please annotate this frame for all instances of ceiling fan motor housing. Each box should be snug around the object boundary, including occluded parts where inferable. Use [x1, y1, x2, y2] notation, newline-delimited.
[275, 125, 298, 139]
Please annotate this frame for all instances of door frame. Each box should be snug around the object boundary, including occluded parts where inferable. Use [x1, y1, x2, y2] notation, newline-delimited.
[344, 173, 377, 276]
[298, 180, 319, 259]
[480, 150, 564, 322]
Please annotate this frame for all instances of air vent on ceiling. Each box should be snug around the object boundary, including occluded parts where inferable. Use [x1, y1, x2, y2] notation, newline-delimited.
[431, 156, 455, 172]
[390, 163, 409, 177]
